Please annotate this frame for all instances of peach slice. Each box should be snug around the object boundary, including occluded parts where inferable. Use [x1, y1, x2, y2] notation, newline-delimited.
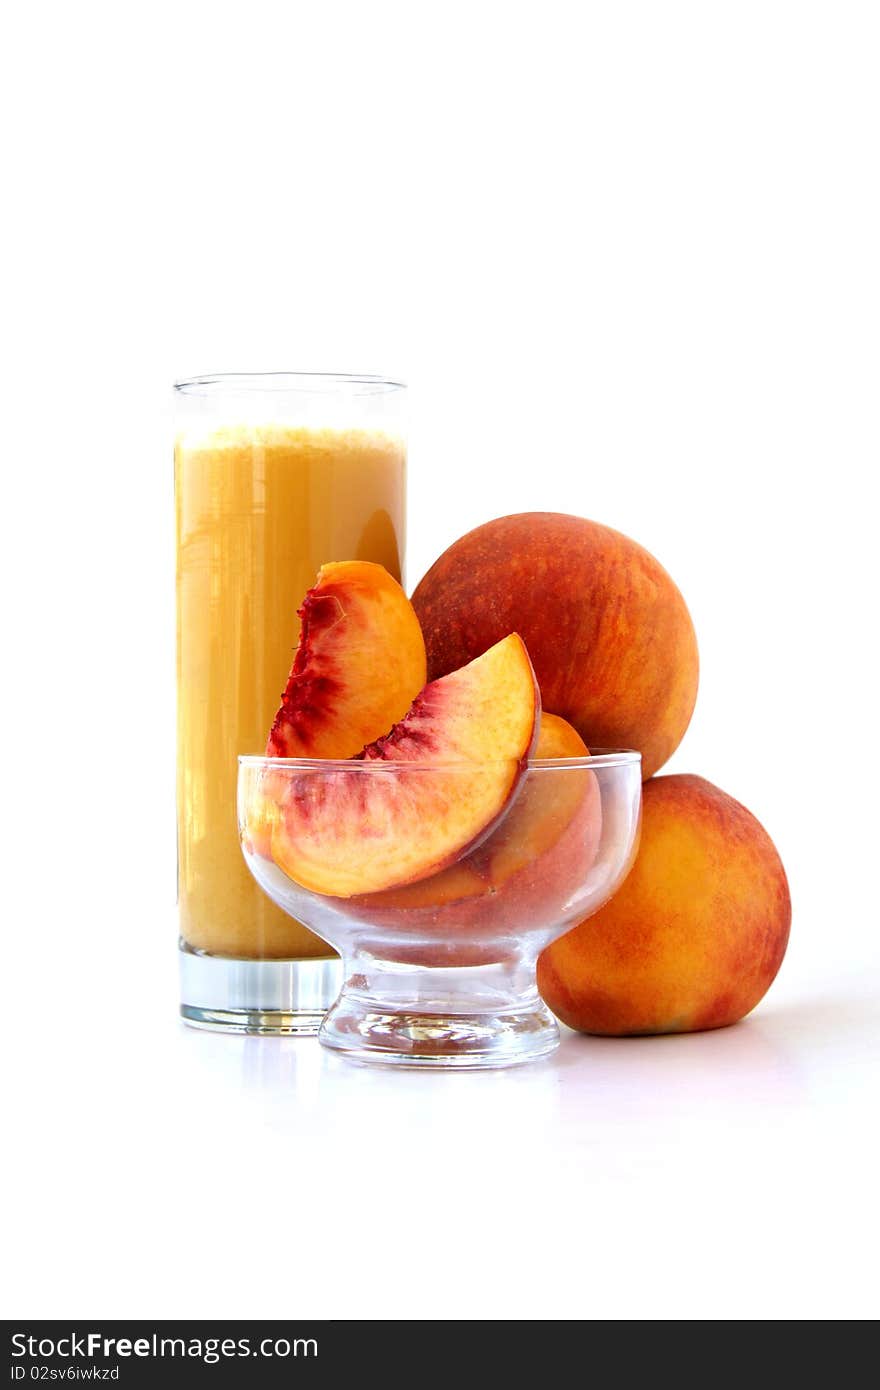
[468, 712, 596, 890]
[269, 634, 540, 897]
[267, 560, 426, 759]
[351, 713, 602, 939]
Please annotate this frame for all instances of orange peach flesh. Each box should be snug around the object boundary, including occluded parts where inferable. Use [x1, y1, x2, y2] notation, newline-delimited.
[267, 560, 426, 759]
[357, 711, 594, 912]
[269, 633, 540, 897]
[349, 712, 603, 968]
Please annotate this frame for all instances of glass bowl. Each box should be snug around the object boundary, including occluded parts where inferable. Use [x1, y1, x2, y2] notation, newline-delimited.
[238, 751, 641, 1069]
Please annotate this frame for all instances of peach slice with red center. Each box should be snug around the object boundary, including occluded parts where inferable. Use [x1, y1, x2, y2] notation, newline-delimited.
[269, 634, 540, 897]
[349, 713, 602, 945]
[243, 560, 425, 859]
[267, 560, 426, 759]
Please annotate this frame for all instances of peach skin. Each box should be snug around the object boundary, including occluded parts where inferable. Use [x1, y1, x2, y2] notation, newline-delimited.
[412, 512, 698, 779]
[537, 774, 790, 1034]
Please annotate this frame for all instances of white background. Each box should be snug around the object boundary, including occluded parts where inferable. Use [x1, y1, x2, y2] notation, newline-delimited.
[2, 1, 878, 1321]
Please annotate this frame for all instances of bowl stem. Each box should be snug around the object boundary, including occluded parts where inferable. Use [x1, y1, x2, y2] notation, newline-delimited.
[318, 951, 559, 1069]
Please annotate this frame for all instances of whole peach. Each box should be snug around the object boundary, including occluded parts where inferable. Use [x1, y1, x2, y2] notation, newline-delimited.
[412, 513, 698, 779]
[537, 774, 790, 1034]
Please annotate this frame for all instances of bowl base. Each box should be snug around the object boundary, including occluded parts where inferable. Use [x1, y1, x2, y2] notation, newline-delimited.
[318, 959, 559, 1069]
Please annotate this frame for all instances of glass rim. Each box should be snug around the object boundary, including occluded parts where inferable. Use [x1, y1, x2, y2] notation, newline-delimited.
[174, 371, 406, 397]
[238, 750, 642, 772]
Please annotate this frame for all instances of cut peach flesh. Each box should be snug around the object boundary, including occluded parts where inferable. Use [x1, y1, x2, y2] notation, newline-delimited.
[269, 634, 540, 897]
[473, 712, 591, 884]
[355, 712, 594, 915]
[267, 560, 426, 759]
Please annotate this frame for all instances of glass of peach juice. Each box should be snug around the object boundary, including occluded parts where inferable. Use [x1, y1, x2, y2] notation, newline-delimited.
[174, 373, 406, 1033]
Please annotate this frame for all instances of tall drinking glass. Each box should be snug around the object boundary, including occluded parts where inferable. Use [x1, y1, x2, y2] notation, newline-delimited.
[174, 373, 407, 1032]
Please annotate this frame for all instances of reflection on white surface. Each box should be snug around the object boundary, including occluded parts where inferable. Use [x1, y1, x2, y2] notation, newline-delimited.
[226, 995, 810, 1124]
[6, 963, 878, 1321]
[236, 1021, 568, 1139]
[555, 1013, 804, 1105]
